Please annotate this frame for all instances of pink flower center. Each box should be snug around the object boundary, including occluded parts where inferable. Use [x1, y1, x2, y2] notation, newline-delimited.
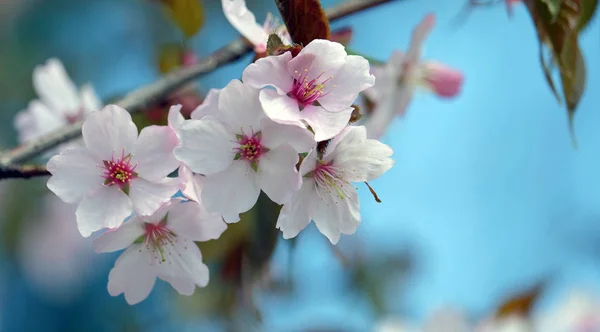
[101, 148, 138, 190]
[289, 69, 334, 108]
[311, 160, 350, 201]
[235, 131, 266, 163]
[142, 221, 182, 264]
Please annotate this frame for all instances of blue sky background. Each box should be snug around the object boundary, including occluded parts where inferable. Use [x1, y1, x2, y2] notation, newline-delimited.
[1, 0, 600, 330]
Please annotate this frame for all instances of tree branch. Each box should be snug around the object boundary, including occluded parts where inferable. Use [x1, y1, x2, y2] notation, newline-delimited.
[0, 0, 396, 171]
[0, 164, 50, 180]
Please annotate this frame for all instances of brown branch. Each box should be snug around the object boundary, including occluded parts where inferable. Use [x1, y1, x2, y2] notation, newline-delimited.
[0, 164, 49, 180]
[0, 0, 397, 169]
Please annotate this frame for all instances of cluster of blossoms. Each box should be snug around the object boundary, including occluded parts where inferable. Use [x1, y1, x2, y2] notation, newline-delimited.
[33, 30, 393, 303]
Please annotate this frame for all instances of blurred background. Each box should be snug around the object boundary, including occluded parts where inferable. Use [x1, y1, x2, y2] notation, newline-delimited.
[1, 0, 600, 331]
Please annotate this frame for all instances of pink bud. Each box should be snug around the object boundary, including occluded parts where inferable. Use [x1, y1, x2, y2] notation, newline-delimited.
[181, 51, 198, 67]
[422, 62, 464, 98]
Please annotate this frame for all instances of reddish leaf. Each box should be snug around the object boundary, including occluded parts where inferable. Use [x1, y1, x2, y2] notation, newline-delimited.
[274, 0, 331, 45]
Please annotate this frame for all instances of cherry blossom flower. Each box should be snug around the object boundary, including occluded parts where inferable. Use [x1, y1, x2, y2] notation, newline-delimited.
[373, 316, 417, 332]
[535, 289, 600, 332]
[276, 125, 393, 244]
[174, 79, 315, 222]
[93, 198, 226, 305]
[243, 39, 375, 141]
[14, 58, 102, 149]
[423, 307, 473, 332]
[46, 105, 180, 237]
[363, 13, 464, 139]
[222, 0, 291, 53]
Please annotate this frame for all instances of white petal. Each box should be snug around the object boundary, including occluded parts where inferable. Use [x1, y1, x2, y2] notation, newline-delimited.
[326, 126, 394, 182]
[161, 240, 209, 289]
[178, 164, 202, 202]
[82, 105, 138, 161]
[191, 89, 220, 120]
[260, 118, 315, 153]
[406, 13, 435, 63]
[93, 218, 145, 253]
[46, 147, 103, 204]
[167, 104, 185, 133]
[75, 186, 132, 237]
[259, 89, 305, 128]
[15, 100, 65, 144]
[107, 245, 156, 305]
[79, 83, 103, 113]
[222, 0, 268, 46]
[276, 180, 314, 239]
[298, 148, 318, 176]
[168, 200, 227, 242]
[174, 118, 236, 175]
[218, 79, 263, 130]
[33, 58, 80, 116]
[312, 183, 361, 244]
[242, 52, 293, 93]
[257, 145, 301, 204]
[287, 40, 346, 80]
[299, 105, 352, 142]
[132, 125, 180, 181]
[129, 177, 179, 216]
[201, 161, 260, 222]
[319, 55, 375, 112]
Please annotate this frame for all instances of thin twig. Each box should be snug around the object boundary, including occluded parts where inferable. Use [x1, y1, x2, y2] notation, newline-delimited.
[0, 164, 50, 180]
[0, 0, 396, 169]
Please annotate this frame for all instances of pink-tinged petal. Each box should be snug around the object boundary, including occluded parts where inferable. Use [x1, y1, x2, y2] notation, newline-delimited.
[259, 89, 304, 128]
[242, 52, 293, 93]
[46, 147, 103, 204]
[222, 0, 268, 47]
[15, 100, 65, 144]
[318, 55, 375, 112]
[79, 83, 103, 113]
[82, 105, 138, 161]
[218, 79, 263, 130]
[173, 118, 236, 175]
[421, 61, 464, 98]
[167, 104, 185, 133]
[325, 126, 394, 182]
[288, 40, 346, 79]
[107, 245, 156, 305]
[276, 180, 314, 239]
[33, 58, 80, 117]
[363, 82, 414, 138]
[167, 200, 226, 242]
[129, 177, 179, 216]
[93, 219, 145, 253]
[132, 126, 180, 181]
[260, 118, 315, 153]
[257, 145, 302, 204]
[201, 161, 260, 223]
[178, 164, 202, 202]
[363, 91, 397, 140]
[312, 184, 360, 244]
[191, 89, 221, 120]
[406, 13, 435, 62]
[300, 105, 353, 142]
[75, 186, 132, 237]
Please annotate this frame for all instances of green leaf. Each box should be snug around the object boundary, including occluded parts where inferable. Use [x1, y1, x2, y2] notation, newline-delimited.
[541, 0, 563, 19]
